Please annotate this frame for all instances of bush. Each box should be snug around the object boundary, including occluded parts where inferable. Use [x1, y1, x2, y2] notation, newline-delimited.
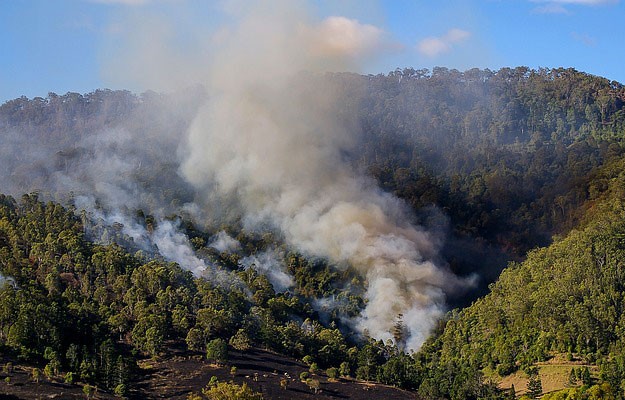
[114, 383, 127, 397]
[326, 367, 339, 379]
[64, 372, 75, 384]
[309, 362, 318, 374]
[339, 361, 350, 377]
[306, 378, 321, 394]
[3, 362, 12, 374]
[300, 371, 310, 381]
[83, 384, 95, 398]
[200, 381, 263, 400]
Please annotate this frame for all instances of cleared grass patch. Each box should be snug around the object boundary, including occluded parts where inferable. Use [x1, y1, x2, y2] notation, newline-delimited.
[494, 355, 598, 396]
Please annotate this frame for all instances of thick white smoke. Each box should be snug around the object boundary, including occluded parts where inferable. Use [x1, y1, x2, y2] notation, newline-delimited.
[240, 249, 294, 293]
[209, 231, 241, 253]
[173, 1, 464, 349]
[0, 0, 470, 350]
[74, 196, 242, 288]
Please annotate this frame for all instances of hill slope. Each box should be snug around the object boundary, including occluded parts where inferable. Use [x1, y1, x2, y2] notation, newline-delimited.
[414, 158, 625, 399]
[2, 67, 625, 399]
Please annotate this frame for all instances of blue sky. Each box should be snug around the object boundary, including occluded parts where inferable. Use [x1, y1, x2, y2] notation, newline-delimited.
[1, 0, 623, 103]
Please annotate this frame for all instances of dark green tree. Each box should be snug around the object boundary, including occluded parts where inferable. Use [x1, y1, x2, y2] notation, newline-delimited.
[206, 338, 228, 365]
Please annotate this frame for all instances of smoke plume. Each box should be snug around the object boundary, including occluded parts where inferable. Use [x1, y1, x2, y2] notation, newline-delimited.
[240, 249, 294, 293]
[170, 1, 464, 349]
[0, 0, 470, 350]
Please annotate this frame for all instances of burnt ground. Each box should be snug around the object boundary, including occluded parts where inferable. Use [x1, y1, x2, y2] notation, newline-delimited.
[0, 348, 419, 399]
[134, 347, 419, 400]
[0, 355, 117, 400]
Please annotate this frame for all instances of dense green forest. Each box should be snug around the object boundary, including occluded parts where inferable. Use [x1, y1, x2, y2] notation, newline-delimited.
[2, 67, 625, 398]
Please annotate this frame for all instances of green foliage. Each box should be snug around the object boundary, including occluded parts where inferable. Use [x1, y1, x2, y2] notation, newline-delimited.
[228, 329, 251, 351]
[31, 368, 40, 383]
[542, 383, 618, 400]
[339, 361, 351, 377]
[64, 371, 75, 384]
[186, 327, 206, 352]
[581, 366, 592, 386]
[2, 68, 625, 399]
[83, 384, 95, 398]
[309, 362, 318, 374]
[413, 157, 625, 398]
[113, 383, 128, 397]
[206, 338, 228, 365]
[526, 367, 542, 399]
[3, 362, 12, 374]
[306, 378, 321, 394]
[199, 381, 263, 400]
[326, 367, 338, 379]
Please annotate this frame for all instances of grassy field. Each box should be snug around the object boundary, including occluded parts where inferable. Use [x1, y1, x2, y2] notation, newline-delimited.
[487, 354, 597, 397]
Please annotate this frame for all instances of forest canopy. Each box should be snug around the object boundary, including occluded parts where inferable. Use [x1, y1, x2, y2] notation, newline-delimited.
[1, 66, 625, 398]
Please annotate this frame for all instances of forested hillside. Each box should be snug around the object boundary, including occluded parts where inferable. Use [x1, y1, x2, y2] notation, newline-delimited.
[1, 67, 625, 399]
[415, 156, 625, 399]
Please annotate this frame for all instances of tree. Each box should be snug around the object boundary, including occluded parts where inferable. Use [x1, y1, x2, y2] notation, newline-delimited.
[339, 361, 351, 377]
[31, 368, 41, 384]
[568, 368, 577, 386]
[186, 327, 205, 352]
[581, 366, 592, 385]
[114, 383, 128, 397]
[65, 372, 75, 384]
[206, 338, 228, 365]
[309, 362, 319, 374]
[83, 384, 95, 399]
[326, 367, 339, 380]
[306, 378, 321, 394]
[392, 314, 407, 351]
[526, 367, 542, 399]
[229, 329, 251, 351]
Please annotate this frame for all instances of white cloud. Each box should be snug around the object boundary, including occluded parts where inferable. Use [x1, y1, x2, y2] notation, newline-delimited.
[307, 16, 387, 58]
[416, 28, 470, 58]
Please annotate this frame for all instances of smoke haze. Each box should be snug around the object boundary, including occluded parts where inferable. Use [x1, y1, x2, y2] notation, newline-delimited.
[0, 0, 470, 350]
[167, 1, 465, 349]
